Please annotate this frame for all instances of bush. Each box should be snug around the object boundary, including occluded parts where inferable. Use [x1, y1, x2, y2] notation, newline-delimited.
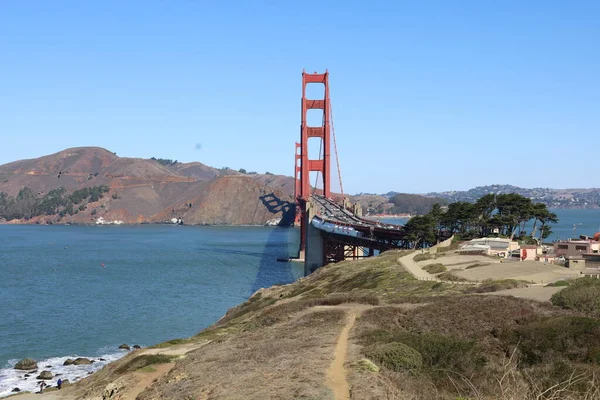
[546, 280, 570, 287]
[414, 253, 434, 262]
[365, 342, 423, 372]
[361, 330, 484, 376]
[438, 272, 468, 282]
[467, 279, 528, 293]
[423, 263, 447, 274]
[115, 354, 175, 374]
[551, 278, 600, 316]
[502, 316, 600, 366]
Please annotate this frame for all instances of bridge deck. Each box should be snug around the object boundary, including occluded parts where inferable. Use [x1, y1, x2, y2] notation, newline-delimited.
[311, 195, 407, 245]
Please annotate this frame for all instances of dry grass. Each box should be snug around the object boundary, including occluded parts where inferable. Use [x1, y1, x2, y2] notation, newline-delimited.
[62, 249, 600, 400]
[135, 307, 346, 400]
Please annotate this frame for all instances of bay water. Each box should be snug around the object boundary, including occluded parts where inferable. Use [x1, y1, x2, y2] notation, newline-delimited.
[0, 225, 302, 396]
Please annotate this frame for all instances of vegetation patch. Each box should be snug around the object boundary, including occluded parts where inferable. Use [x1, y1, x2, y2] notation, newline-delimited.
[361, 330, 483, 378]
[546, 280, 571, 287]
[467, 279, 529, 293]
[502, 316, 600, 366]
[465, 262, 490, 269]
[151, 338, 190, 349]
[0, 186, 110, 221]
[365, 342, 423, 372]
[354, 358, 380, 373]
[438, 271, 469, 282]
[413, 253, 434, 262]
[423, 263, 446, 274]
[115, 354, 176, 374]
[551, 278, 600, 316]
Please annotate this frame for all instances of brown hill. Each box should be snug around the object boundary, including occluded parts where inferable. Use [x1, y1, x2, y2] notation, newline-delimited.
[0, 147, 296, 225]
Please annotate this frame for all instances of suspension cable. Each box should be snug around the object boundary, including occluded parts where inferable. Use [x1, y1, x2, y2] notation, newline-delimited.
[312, 137, 322, 196]
[327, 85, 344, 200]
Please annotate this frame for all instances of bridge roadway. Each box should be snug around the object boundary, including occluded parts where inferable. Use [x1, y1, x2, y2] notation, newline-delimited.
[310, 195, 407, 251]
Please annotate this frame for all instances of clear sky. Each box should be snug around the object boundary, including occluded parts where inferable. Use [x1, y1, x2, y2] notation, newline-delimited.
[1, 1, 598, 194]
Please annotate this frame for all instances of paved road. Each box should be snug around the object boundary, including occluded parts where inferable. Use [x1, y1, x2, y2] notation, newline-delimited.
[399, 251, 439, 281]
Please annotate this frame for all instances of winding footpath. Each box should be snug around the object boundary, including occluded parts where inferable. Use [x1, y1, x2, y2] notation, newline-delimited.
[326, 310, 357, 400]
[399, 251, 440, 281]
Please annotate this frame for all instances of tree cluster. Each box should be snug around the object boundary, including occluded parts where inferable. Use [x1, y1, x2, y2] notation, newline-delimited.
[0, 185, 110, 221]
[402, 193, 558, 249]
[151, 157, 178, 166]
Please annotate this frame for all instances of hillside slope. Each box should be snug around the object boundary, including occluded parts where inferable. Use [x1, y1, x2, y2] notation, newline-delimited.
[0, 147, 295, 225]
[38, 249, 600, 400]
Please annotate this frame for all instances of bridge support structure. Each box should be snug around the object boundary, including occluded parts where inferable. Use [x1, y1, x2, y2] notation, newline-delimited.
[295, 70, 331, 260]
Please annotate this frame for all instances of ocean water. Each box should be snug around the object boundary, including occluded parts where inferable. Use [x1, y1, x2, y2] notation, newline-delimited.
[0, 225, 302, 396]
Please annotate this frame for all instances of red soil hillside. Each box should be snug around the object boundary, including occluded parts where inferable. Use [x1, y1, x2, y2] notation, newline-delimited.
[0, 147, 296, 226]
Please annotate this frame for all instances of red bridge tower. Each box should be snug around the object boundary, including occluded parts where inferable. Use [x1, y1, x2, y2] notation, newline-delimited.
[295, 70, 331, 256]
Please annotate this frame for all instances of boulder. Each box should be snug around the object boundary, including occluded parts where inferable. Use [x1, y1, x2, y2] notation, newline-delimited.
[11, 388, 20, 393]
[14, 358, 37, 370]
[63, 359, 74, 366]
[73, 357, 92, 365]
[61, 379, 70, 386]
[45, 365, 52, 368]
[24, 374, 30, 377]
[99, 358, 106, 361]
[118, 344, 130, 350]
[37, 370, 53, 380]
[132, 345, 141, 349]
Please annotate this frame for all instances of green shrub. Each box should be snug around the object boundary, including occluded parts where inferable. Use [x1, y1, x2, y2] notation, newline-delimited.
[467, 279, 528, 293]
[414, 253, 434, 262]
[365, 342, 423, 372]
[503, 316, 600, 366]
[115, 354, 175, 374]
[423, 263, 447, 274]
[551, 278, 600, 316]
[438, 272, 468, 282]
[361, 330, 484, 375]
[465, 262, 489, 269]
[546, 280, 570, 287]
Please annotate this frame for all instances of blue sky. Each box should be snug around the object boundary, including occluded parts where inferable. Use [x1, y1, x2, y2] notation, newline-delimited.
[1, 1, 598, 194]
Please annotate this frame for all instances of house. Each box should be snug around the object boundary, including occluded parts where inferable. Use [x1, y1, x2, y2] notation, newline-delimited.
[554, 239, 600, 258]
[520, 245, 538, 261]
[460, 237, 519, 256]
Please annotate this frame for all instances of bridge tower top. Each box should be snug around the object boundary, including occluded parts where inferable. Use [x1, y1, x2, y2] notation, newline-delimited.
[296, 70, 331, 201]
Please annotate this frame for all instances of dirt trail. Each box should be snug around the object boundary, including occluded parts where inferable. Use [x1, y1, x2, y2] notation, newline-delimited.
[326, 310, 357, 400]
[121, 363, 174, 400]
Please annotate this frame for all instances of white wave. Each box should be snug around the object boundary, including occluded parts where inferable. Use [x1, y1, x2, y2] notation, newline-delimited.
[0, 350, 128, 397]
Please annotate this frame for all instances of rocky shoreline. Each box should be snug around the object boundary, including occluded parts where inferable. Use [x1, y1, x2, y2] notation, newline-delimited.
[2, 344, 142, 397]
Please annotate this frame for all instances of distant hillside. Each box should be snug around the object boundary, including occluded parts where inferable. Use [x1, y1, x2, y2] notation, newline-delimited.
[0, 147, 295, 225]
[350, 193, 446, 215]
[426, 184, 600, 209]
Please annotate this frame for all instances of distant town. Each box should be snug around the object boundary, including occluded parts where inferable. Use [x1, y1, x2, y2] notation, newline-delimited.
[357, 184, 600, 210]
[426, 184, 600, 209]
